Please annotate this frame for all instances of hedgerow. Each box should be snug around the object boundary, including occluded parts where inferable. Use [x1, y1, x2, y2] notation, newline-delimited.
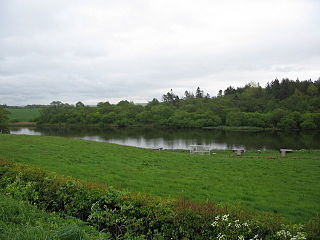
[0, 159, 318, 239]
[0, 194, 108, 240]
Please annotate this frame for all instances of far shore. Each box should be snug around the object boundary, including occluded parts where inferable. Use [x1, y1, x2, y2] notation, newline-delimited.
[8, 121, 36, 127]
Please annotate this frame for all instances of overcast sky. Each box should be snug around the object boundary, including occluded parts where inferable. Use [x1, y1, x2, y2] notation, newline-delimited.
[1, 0, 320, 105]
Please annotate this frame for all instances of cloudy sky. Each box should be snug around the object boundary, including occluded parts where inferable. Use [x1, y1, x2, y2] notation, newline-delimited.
[1, 0, 320, 105]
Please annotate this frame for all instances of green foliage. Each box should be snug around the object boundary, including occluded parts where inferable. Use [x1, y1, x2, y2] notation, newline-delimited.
[0, 106, 10, 132]
[0, 194, 107, 240]
[226, 112, 242, 126]
[301, 119, 317, 130]
[307, 83, 318, 96]
[305, 214, 320, 240]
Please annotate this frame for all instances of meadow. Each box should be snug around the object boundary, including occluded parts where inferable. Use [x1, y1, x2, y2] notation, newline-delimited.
[0, 134, 319, 223]
[7, 108, 41, 122]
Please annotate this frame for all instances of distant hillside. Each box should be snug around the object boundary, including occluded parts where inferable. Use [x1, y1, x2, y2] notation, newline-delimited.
[7, 108, 41, 122]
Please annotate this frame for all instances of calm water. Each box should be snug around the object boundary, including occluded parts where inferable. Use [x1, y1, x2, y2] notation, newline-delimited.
[8, 127, 320, 150]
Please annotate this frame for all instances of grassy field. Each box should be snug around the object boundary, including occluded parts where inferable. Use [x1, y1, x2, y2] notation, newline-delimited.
[0, 194, 107, 240]
[0, 134, 319, 223]
[7, 108, 41, 122]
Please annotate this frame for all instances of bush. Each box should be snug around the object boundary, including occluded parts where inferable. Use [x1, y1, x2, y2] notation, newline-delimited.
[0, 194, 107, 240]
[305, 215, 320, 240]
[300, 120, 317, 130]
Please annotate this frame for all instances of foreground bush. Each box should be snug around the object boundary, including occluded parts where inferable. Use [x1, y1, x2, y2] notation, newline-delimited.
[0, 160, 317, 239]
[0, 194, 108, 240]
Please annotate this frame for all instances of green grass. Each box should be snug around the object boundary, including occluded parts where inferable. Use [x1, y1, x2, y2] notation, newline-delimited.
[7, 108, 41, 122]
[0, 134, 319, 223]
[0, 194, 108, 240]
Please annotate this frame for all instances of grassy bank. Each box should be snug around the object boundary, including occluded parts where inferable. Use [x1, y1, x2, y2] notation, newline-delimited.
[0, 194, 107, 239]
[0, 134, 319, 223]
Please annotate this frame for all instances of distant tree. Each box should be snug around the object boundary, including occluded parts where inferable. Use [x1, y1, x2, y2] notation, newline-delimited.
[301, 121, 316, 129]
[151, 105, 174, 125]
[293, 88, 303, 97]
[307, 83, 318, 96]
[76, 101, 85, 107]
[97, 101, 114, 114]
[0, 106, 10, 132]
[117, 100, 131, 106]
[48, 101, 71, 112]
[34, 78, 320, 130]
[184, 91, 194, 99]
[279, 78, 296, 99]
[147, 98, 160, 106]
[266, 79, 280, 98]
[300, 116, 317, 129]
[314, 78, 320, 91]
[224, 86, 236, 95]
[195, 87, 204, 98]
[136, 110, 154, 124]
[226, 112, 242, 126]
[162, 89, 179, 103]
[242, 112, 267, 127]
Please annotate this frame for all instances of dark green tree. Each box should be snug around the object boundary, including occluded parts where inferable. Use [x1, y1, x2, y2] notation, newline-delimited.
[0, 106, 10, 132]
[76, 101, 85, 107]
[195, 87, 204, 98]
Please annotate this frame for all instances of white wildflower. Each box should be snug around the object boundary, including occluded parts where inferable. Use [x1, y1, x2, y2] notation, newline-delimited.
[222, 214, 229, 221]
[211, 221, 218, 227]
[242, 222, 249, 227]
[217, 233, 225, 240]
[290, 232, 307, 240]
[277, 230, 292, 238]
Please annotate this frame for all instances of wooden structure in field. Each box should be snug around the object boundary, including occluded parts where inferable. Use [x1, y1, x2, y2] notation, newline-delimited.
[280, 149, 294, 157]
[232, 149, 245, 156]
[189, 145, 211, 155]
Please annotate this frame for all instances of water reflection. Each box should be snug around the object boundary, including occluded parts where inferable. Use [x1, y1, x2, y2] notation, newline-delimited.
[9, 127, 320, 150]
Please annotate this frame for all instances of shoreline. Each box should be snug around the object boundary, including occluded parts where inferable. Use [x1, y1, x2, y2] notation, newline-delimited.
[8, 121, 36, 127]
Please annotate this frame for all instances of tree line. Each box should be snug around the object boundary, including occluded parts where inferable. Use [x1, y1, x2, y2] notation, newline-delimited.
[29, 78, 320, 130]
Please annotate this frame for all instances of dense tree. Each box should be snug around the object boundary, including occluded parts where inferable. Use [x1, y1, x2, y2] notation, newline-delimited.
[36, 78, 320, 129]
[147, 98, 160, 107]
[224, 86, 236, 95]
[195, 87, 204, 98]
[307, 83, 318, 96]
[184, 91, 194, 99]
[76, 101, 85, 108]
[162, 89, 179, 103]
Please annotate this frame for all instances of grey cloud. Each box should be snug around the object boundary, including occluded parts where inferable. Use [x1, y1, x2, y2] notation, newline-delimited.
[1, 0, 320, 105]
